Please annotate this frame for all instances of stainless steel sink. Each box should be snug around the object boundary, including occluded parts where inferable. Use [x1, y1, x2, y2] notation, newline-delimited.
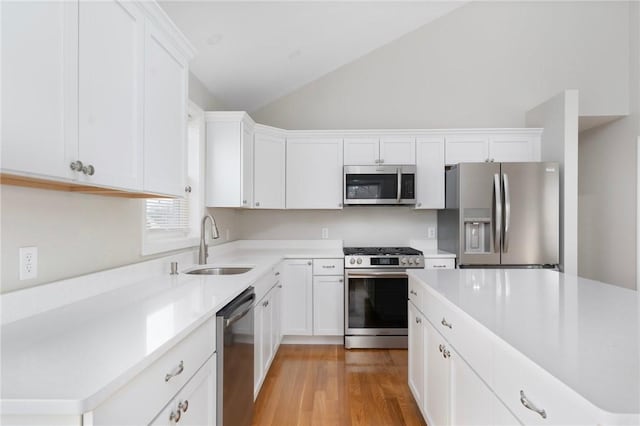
[186, 267, 253, 276]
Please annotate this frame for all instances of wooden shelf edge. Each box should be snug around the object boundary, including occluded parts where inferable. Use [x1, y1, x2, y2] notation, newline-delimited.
[0, 173, 173, 199]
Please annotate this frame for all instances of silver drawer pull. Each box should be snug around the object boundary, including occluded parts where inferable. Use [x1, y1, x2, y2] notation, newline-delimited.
[441, 317, 453, 329]
[520, 390, 547, 419]
[178, 400, 189, 413]
[322, 265, 336, 268]
[165, 360, 184, 382]
[170, 409, 181, 423]
[415, 317, 421, 324]
[433, 265, 447, 268]
[275, 271, 280, 276]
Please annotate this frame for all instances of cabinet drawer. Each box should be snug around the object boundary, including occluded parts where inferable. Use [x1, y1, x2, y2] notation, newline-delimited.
[493, 342, 599, 425]
[424, 258, 455, 269]
[313, 259, 344, 275]
[89, 319, 216, 425]
[423, 288, 493, 384]
[408, 277, 424, 309]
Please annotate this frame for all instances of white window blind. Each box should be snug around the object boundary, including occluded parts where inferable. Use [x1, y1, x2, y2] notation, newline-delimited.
[145, 197, 190, 232]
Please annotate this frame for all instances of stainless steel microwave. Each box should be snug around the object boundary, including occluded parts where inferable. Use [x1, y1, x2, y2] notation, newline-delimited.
[343, 165, 416, 205]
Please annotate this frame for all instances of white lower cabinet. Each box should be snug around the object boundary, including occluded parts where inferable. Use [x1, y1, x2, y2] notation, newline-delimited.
[424, 315, 451, 426]
[312, 276, 344, 335]
[150, 355, 216, 426]
[408, 302, 425, 413]
[84, 318, 216, 426]
[281, 259, 313, 335]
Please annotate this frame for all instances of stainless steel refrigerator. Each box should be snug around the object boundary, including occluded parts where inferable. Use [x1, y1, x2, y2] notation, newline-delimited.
[437, 162, 559, 267]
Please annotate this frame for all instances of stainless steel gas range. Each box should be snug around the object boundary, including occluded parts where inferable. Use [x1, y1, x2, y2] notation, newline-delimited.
[344, 247, 424, 349]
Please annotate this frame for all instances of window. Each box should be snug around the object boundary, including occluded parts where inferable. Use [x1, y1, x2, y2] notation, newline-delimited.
[142, 102, 204, 255]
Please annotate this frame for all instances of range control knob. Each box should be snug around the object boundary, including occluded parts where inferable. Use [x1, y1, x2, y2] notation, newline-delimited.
[401, 258, 408, 265]
[350, 258, 356, 265]
[409, 258, 415, 265]
[356, 258, 363, 265]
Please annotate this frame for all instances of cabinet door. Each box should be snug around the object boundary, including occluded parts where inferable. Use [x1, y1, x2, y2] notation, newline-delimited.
[415, 136, 445, 209]
[78, 0, 144, 190]
[408, 301, 425, 412]
[1, 1, 78, 179]
[143, 22, 188, 196]
[151, 356, 216, 426]
[241, 122, 254, 208]
[271, 283, 282, 354]
[449, 347, 493, 426]
[424, 320, 450, 426]
[312, 276, 344, 336]
[286, 138, 343, 209]
[343, 137, 379, 165]
[260, 292, 274, 375]
[445, 135, 490, 165]
[380, 137, 416, 165]
[253, 298, 264, 397]
[489, 134, 539, 163]
[254, 132, 286, 208]
[281, 259, 313, 335]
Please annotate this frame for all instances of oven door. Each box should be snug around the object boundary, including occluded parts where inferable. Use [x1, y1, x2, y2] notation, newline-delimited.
[344, 165, 416, 205]
[344, 269, 408, 336]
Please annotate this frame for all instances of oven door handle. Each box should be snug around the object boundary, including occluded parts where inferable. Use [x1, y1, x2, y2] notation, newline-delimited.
[347, 272, 408, 279]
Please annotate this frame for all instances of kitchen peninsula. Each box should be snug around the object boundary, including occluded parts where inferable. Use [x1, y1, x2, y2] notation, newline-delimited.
[407, 268, 640, 425]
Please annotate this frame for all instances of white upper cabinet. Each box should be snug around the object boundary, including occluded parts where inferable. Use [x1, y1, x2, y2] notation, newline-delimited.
[143, 20, 189, 197]
[343, 137, 379, 165]
[1, 1, 78, 180]
[490, 133, 541, 163]
[1, 0, 194, 195]
[253, 127, 286, 209]
[444, 134, 490, 166]
[415, 136, 445, 209]
[445, 130, 542, 165]
[77, 0, 144, 191]
[286, 137, 343, 209]
[205, 112, 254, 207]
[379, 137, 416, 164]
[344, 136, 415, 165]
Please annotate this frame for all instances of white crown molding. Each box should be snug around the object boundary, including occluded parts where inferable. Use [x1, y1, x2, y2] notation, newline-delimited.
[136, 1, 197, 59]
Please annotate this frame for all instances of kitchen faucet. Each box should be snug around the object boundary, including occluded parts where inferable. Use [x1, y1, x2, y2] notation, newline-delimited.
[199, 214, 220, 264]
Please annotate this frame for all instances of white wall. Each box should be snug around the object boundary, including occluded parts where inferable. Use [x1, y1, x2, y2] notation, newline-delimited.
[237, 207, 437, 247]
[578, 3, 639, 290]
[253, 1, 630, 129]
[526, 90, 579, 276]
[189, 72, 226, 110]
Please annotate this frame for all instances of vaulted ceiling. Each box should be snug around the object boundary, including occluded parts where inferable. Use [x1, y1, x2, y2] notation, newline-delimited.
[160, 1, 466, 112]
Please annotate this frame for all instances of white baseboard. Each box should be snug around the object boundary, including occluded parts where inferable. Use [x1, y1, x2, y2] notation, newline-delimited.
[281, 335, 344, 345]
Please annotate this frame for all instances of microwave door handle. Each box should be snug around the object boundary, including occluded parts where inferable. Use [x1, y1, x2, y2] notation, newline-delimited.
[493, 173, 502, 253]
[397, 168, 402, 202]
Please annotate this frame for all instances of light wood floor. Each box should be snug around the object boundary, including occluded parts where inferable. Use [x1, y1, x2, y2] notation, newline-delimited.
[252, 345, 427, 426]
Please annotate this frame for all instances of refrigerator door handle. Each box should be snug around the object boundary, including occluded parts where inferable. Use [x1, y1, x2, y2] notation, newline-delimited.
[493, 173, 502, 253]
[503, 173, 511, 252]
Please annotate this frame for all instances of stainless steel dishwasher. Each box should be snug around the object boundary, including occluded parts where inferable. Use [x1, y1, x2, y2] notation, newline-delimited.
[216, 287, 255, 426]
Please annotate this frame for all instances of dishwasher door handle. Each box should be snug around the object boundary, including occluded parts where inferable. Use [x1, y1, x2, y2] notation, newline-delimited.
[225, 300, 254, 327]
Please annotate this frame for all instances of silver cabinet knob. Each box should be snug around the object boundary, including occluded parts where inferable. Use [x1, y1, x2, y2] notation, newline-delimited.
[69, 160, 83, 172]
[415, 317, 421, 324]
[185, 185, 192, 193]
[262, 300, 269, 307]
[82, 164, 95, 176]
[307, 261, 312, 266]
[417, 202, 422, 207]
[255, 201, 261, 207]
[439, 344, 444, 353]
[443, 348, 450, 359]
[339, 279, 343, 282]
[178, 400, 189, 413]
[338, 203, 343, 207]
[441, 317, 453, 329]
[242, 200, 247, 205]
[170, 409, 181, 423]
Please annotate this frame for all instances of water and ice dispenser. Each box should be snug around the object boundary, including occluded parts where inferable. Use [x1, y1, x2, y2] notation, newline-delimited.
[463, 209, 491, 254]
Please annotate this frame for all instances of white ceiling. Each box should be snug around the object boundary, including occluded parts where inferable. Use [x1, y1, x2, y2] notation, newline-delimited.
[159, 1, 466, 112]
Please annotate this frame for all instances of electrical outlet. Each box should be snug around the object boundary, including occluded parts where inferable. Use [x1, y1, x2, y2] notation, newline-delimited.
[321, 228, 329, 239]
[19, 246, 38, 280]
[427, 227, 436, 239]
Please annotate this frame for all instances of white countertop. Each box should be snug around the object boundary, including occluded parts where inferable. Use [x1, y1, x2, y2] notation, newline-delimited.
[407, 268, 640, 415]
[0, 244, 343, 415]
